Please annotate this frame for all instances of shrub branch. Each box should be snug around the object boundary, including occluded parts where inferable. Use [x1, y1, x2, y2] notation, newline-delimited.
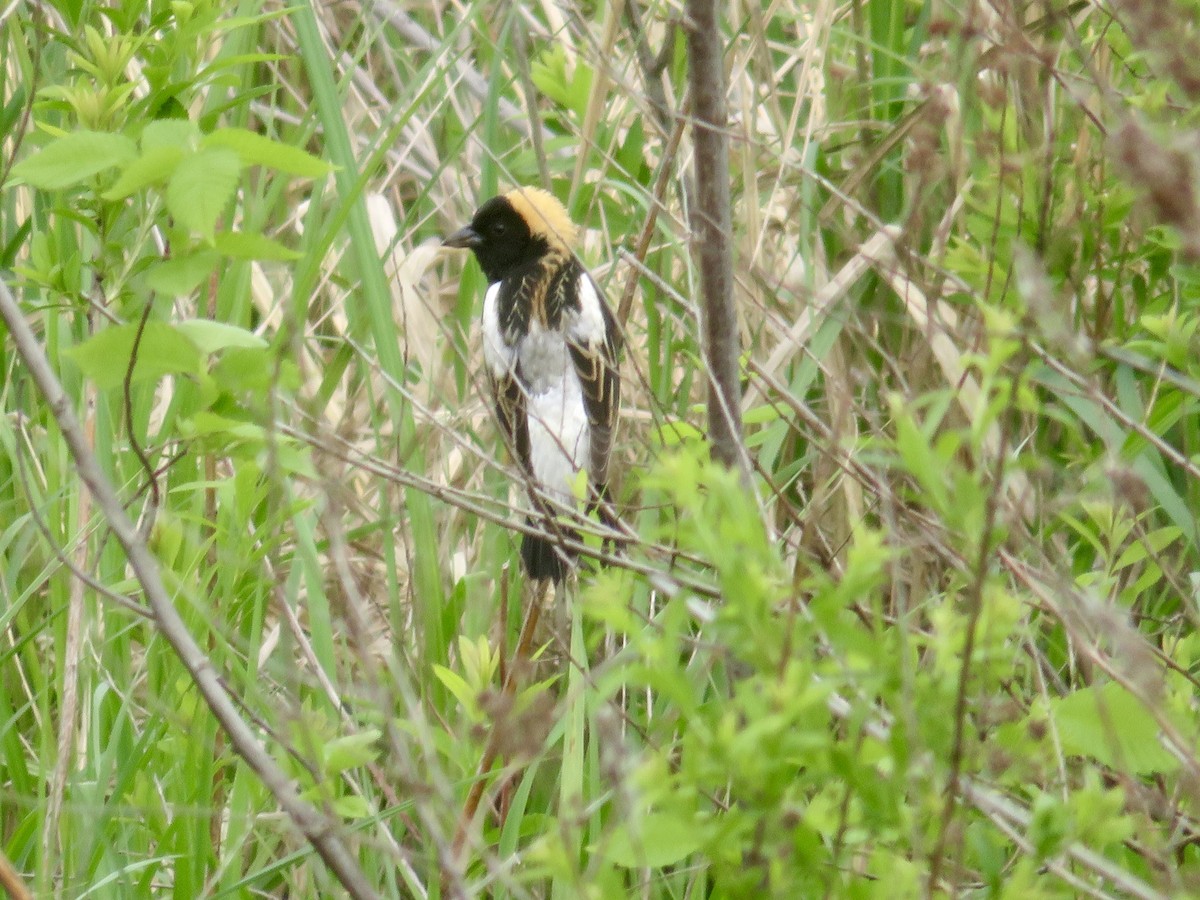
[685, 0, 749, 478]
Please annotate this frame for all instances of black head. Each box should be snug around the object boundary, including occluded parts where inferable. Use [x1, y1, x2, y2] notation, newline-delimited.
[443, 196, 546, 283]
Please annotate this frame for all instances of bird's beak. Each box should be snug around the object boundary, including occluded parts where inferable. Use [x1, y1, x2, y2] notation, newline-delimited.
[442, 226, 482, 249]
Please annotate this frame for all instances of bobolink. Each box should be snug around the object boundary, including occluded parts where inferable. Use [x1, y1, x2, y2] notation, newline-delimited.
[444, 188, 621, 582]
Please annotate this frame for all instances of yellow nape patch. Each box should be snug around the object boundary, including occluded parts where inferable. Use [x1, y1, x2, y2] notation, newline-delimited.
[506, 187, 578, 249]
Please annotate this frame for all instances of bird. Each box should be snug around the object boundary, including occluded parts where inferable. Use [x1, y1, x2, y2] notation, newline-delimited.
[443, 187, 621, 582]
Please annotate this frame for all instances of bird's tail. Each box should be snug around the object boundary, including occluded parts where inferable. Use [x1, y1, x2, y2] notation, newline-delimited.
[521, 518, 577, 583]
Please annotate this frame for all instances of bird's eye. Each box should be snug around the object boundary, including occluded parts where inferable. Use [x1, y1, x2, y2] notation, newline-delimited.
[492, 222, 507, 236]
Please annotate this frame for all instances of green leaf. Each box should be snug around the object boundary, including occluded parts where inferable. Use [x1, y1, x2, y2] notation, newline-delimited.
[656, 419, 704, 448]
[743, 403, 783, 426]
[1112, 526, 1182, 571]
[606, 812, 704, 868]
[13, 130, 137, 189]
[65, 322, 202, 390]
[141, 251, 219, 296]
[330, 795, 372, 819]
[531, 46, 573, 109]
[566, 59, 594, 119]
[1047, 682, 1179, 775]
[0, 85, 27, 141]
[213, 230, 301, 260]
[186, 411, 264, 441]
[1029, 793, 1071, 860]
[275, 442, 317, 479]
[892, 401, 948, 513]
[141, 118, 199, 151]
[615, 114, 645, 177]
[582, 571, 639, 632]
[175, 319, 267, 354]
[431, 665, 480, 720]
[103, 146, 185, 199]
[221, 348, 300, 393]
[203, 127, 333, 177]
[166, 147, 241, 240]
[570, 466, 588, 502]
[323, 729, 381, 775]
[212, 347, 285, 393]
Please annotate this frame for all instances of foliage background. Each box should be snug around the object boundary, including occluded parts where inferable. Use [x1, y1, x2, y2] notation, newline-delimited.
[3, 0, 1200, 897]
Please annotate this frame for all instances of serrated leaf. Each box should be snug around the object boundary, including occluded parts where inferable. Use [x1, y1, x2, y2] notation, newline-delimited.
[531, 46, 573, 108]
[166, 147, 241, 240]
[566, 59, 594, 119]
[65, 322, 201, 390]
[13, 130, 137, 189]
[142, 251, 219, 296]
[103, 145, 185, 199]
[606, 812, 704, 868]
[213, 230, 301, 260]
[323, 729, 381, 775]
[175, 318, 267, 354]
[203, 127, 333, 177]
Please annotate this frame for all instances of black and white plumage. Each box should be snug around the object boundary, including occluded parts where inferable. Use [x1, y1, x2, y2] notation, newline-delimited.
[444, 188, 621, 582]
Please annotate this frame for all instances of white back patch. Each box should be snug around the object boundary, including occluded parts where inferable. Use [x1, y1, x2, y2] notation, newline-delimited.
[566, 274, 606, 347]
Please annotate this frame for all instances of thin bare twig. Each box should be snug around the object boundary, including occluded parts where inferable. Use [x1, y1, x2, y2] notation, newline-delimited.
[123, 296, 160, 538]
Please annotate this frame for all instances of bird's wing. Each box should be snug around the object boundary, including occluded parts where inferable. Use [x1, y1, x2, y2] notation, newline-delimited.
[481, 281, 533, 479]
[566, 273, 621, 494]
[490, 368, 531, 478]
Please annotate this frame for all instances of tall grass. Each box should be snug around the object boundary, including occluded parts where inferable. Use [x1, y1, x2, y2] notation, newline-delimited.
[3, 0, 1200, 897]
